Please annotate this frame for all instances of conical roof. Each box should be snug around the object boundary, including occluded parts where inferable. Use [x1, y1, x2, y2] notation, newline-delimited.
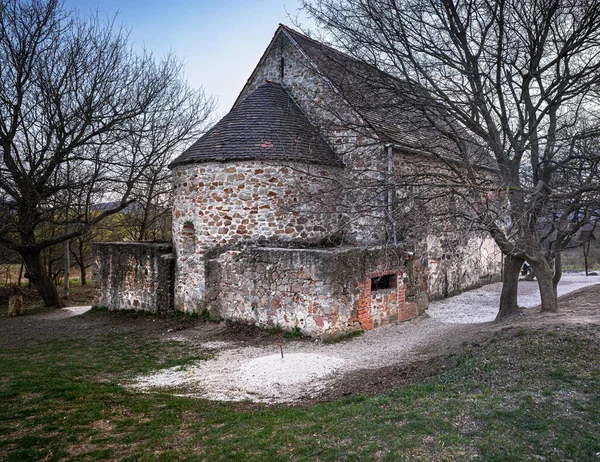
[169, 82, 340, 168]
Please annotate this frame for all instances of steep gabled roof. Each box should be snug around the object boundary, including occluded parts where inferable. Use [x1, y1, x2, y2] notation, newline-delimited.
[243, 24, 488, 170]
[284, 28, 418, 138]
[278, 25, 495, 169]
[169, 82, 340, 168]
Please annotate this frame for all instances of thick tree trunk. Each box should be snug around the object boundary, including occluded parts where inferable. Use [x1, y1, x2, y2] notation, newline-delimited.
[21, 250, 64, 308]
[531, 259, 559, 312]
[496, 254, 524, 320]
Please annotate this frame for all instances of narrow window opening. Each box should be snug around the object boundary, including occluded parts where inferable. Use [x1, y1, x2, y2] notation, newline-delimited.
[280, 57, 285, 79]
[371, 274, 397, 291]
[181, 221, 195, 254]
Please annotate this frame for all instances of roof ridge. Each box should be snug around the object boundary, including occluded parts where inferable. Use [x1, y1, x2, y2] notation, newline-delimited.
[278, 24, 368, 68]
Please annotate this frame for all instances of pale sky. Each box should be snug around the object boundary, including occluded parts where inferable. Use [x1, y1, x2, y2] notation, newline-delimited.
[65, 0, 313, 117]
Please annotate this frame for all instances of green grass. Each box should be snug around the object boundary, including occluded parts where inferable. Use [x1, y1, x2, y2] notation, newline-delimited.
[1, 313, 599, 461]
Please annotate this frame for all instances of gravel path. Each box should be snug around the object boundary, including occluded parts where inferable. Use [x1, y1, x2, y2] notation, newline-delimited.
[131, 316, 461, 403]
[427, 272, 600, 323]
[37, 305, 91, 320]
[130, 273, 600, 404]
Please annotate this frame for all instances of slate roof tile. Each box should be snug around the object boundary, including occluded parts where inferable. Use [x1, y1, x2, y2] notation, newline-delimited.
[281, 25, 495, 170]
[169, 82, 340, 169]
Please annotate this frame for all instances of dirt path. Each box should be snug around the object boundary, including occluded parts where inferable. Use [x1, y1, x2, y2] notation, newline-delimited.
[130, 274, 600, 404]
[2, 275, 599, 405]
[428, 272, 600, 323]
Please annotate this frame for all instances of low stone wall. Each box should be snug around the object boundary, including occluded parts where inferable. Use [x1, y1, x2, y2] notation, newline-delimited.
[92, 241, 425, 338]
[92, 242, 175, 313]
[205, 246, 423, 339]
[427, 234, 502, 299]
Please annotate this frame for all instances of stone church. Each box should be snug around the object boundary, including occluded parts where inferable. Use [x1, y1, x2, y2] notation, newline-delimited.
[94, 25, 501, 338]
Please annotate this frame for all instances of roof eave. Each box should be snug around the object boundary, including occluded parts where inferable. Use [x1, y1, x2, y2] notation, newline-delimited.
[387, 142, 499, 173]
[168, 156, 343, 170]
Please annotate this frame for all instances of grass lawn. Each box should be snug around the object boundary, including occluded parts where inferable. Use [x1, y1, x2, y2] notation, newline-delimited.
[0, 308, 599, 461]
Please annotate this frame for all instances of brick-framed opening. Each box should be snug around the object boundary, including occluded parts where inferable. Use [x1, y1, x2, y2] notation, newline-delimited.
[358, 270, 418, 331]
[371, 273, 397, 291]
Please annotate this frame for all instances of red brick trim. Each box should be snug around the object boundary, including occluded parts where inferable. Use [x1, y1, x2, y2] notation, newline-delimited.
[357, 270, 418, 330]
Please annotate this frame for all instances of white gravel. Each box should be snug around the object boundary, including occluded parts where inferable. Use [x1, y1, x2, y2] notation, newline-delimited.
[240, 353, 346, 388]
[427, 272, 600, 324]
[130, 347, 350, 403]
[129, 318, 458, 403]
[129, 272, 600, 403]
[37, 305, 91, 319]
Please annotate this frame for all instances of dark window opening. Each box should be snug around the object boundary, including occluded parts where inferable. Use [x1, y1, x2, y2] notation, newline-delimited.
[371, 274, 397, 291]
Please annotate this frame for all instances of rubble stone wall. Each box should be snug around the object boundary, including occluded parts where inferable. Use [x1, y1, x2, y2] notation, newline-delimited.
[172, 161, 341, 249]
[205, 246, 422, 339]
[92, 242, 174, 313]
[239, 33, 389, 245]
[171, 160, 342, 312]
[426, 233, 502, 299]
[390, 148, 503, 298]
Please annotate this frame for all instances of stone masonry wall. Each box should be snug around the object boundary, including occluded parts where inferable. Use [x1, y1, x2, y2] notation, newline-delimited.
[239, 32, 389, 245]
[426, 233, 502, 299]
[205, 246, 422, 339]
[390, 148, 503, 298]
[92, 242, 174, 313]
[172, 160, 342, 312]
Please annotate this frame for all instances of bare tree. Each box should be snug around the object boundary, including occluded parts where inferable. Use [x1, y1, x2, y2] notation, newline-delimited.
[120, 169, 173, 242]
[302, 0, 600, 316]
[0, 0, 214, 307]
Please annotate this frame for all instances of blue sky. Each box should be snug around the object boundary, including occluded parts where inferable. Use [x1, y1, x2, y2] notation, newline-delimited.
[65, 0, 312, 116]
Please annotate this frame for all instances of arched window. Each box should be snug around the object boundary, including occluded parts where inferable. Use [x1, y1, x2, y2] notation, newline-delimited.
[181, 221, 195, 254]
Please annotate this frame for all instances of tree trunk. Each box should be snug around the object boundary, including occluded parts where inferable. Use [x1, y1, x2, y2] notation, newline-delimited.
[138, 178, 156, 241]
[17, 260, 24, 286]
[552, 251, 562, 299]
[530, 259, 559, 312]
[583, 241, 591, 276]
[496, 254, 524, 320]
[77, 239, 87, 285]
[8, 294, 23, 316]
[21, 250, 64, 308]
[80, 263, 87, 286]
[63, 238, 70, 299]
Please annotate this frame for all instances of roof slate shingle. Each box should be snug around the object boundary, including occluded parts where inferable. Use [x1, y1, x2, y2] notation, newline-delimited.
[169, 82, 340, 169]
[281, 26, 495, 170]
